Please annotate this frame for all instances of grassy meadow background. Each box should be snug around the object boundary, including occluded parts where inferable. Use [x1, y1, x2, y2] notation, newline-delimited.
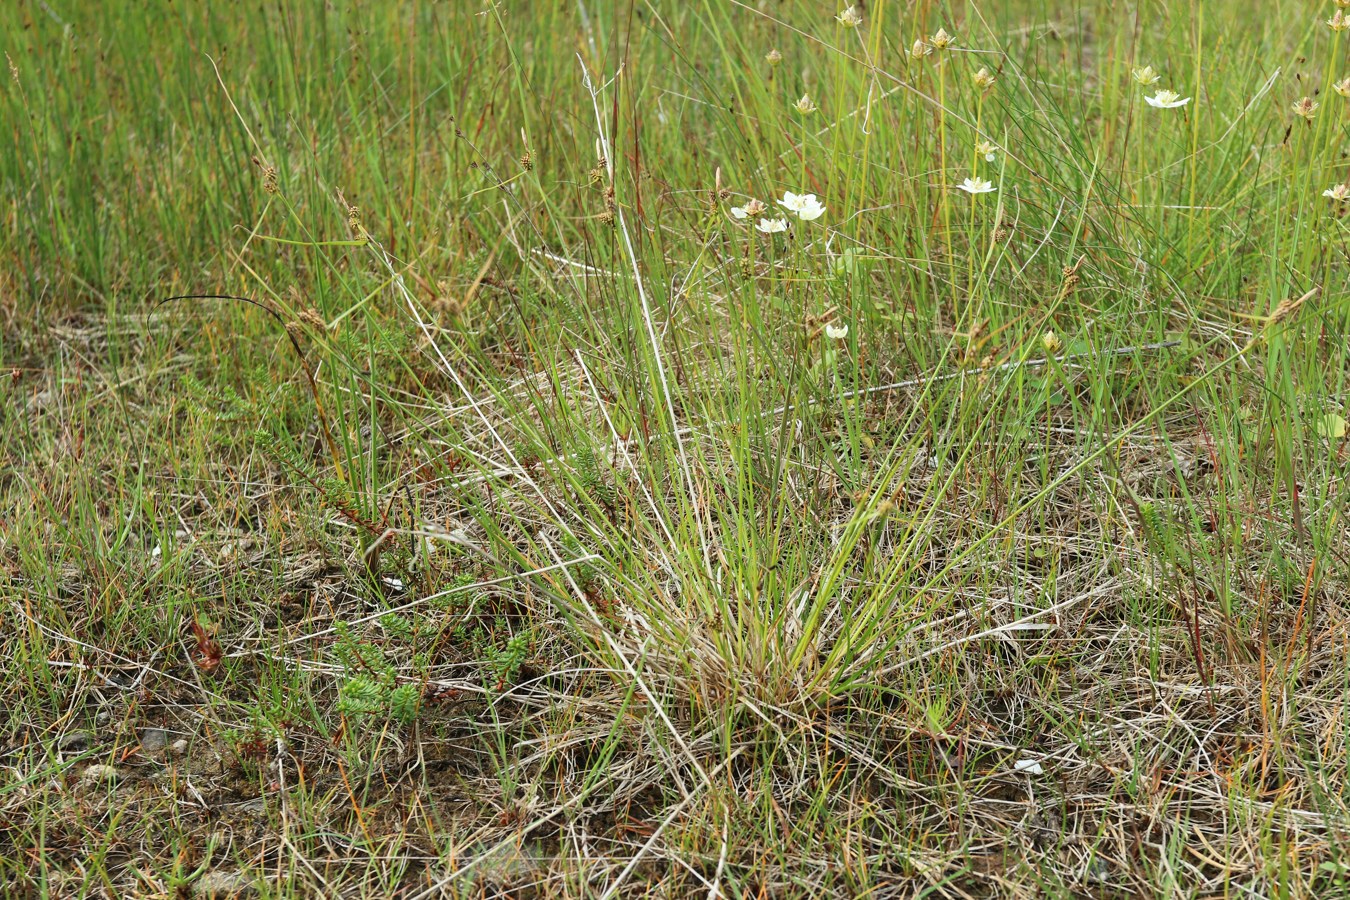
[3, 0, 1350, 895]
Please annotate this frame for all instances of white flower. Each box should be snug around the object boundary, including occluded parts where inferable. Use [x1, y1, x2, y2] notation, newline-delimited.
[1131, 65, 1161, 86]
[1337, 78, 1350, 98]
[1330, 10, 1350, 32]
[836, 5, 863, 28]
[825, 323, 849, 340]
[730, 198, 766, 219]
[797, 200, 825, 220]
[1145, 89, 1191, 109]
[957, 176, 995, 195]
[779, 191, 826, 221]
[757, 217, 789, 234]
[1013, 759, 1045, 775]
[975, 140, 998, 162]
[794, 93, 818, 115]
[1324, 183, 1350, 202]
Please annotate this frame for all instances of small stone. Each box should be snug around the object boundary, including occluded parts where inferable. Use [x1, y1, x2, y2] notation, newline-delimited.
[58, 730, 95, 753]
[80, 763, 121, 786]
[194, 870, 253, 897]
[170, 739, 189, 756]
[139, 728, 172, 752]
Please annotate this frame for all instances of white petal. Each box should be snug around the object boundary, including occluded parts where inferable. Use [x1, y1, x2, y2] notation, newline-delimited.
[1013, 759, 1045, 775]
[796, 202, 826, 221]
[730, 207, 749, 219]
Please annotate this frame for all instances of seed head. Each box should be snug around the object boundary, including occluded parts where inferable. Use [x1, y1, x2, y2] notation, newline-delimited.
[1292, 97, 1319, 121]
[972, 67, 996, 92]
[766, 49, 783, 66]
[928, 28, 955, 51]
[298, 308, 328, 331]
[338, 192, 365, 238]
[794, 93, 818, 115]
[252, 156, 279, 195]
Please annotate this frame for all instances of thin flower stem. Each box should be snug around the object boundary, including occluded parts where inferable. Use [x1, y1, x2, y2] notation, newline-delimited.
[1186, 0, 1203, 255]
[938, 58, 953, 326]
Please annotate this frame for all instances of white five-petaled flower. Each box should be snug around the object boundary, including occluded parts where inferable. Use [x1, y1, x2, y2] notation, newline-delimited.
[1132, 65, 1161, 86]
[730, 198, 767, 219]
[825, 323, 849, 340]
[1330, 10, 1350, 32]
[1145, 89, 1191, 109]
[975, 140, 998, 162]
[1292, 97, 1319, 120]
[1337, 78, 1350, 98]
[1324, 184, 1350, 202]
[779, 191, 826, 221]
[972, 67, 996, 91]
[957, 176, 996, 195]
[928, 28, 954, 50]
[794, 93, 818, 115]
[836, 5, 863, 28]
[757, 217, 789, 234]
